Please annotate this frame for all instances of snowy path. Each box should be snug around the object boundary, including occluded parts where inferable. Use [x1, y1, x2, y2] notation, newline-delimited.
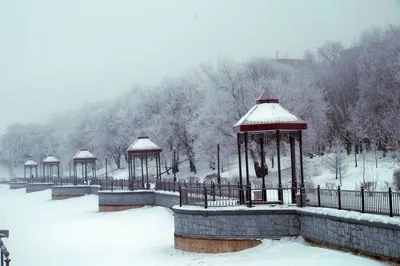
[0, 185, 387, 266]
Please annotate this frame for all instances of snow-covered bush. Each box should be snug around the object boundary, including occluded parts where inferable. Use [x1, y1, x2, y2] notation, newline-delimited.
[324, 182, 336, 189]
[393, 169, 400, 191]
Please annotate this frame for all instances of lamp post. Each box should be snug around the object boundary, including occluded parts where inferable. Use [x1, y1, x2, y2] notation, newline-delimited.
[216, 140, 220, 184]
[173, 146, 177, 182]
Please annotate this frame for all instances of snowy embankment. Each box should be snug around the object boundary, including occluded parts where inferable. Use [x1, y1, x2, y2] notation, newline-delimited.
[0, 185, 386, 266]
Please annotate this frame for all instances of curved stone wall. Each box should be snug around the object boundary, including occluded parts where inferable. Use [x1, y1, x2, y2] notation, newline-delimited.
[51, 185, 100, 200]
[26, 183, 53, 193]
[173, 208, 299, 253]
[98, 190, 155, 212]
[173, 206, 400, 262]
[9, 182, 27, 190]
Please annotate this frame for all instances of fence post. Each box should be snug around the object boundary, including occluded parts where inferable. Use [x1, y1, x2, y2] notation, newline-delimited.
[337, 186, 341, 210]
[212, 182, 216, 201]
[111, 179, 114, 192]
[121, 179, 124, 190]
[173, 181, 176, 193]
[248, 185, 252, 207]
[228, 182, 231, 198]
[361, 186, 365, 213]
[389, 187, 393, 217]
[204, 187, 208, 209]
[179, 184, 182, 207]
[300, 186, 303, 207]
[317, 185, 321, 207]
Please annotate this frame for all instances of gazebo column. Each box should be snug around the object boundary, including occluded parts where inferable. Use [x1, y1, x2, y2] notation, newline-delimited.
[244, 133, 250, 188]
[237, 133, 244, 204]
[158, 154, 162, 180]
[133, 157, 136, 180]
[141, 157, 144, 188]
[298, 130, 305, 188]
[24, 167, 26, 180]
[276, 130, 283, 202]
[290, 134, 297, 203]
[128, 155, 132, 181]
[145, 153, 149, 187]
[57, 164, 60, 179]
[259, 136, 266, 201]
[35, 166, 38, 179]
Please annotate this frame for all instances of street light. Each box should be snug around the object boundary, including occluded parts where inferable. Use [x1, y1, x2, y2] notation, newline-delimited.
[216, 140, 220, 184]
[172, 146, 177, 182]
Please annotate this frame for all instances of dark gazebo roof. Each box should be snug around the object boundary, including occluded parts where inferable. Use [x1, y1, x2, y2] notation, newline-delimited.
[233, 90, 307, 133]
[42, 155, 60, 164]
[24, 159, 38, 167]
[126, 133, 162, 155]
[72, 149, 97, 161]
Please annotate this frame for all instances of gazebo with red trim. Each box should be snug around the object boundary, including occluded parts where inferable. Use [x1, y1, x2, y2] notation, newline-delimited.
[72, 149, 97, 185]
[233, 89, 307, 204]
[42, 155, 61, 182]
[126, 132, 162, 189]
[24, 158, 39, 180]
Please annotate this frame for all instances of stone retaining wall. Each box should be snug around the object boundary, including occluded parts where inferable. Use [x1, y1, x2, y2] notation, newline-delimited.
[173, 208, 299, 253]
[51, 185, 100, 200]
[154, 192, 180, 208]
[9, 182, 27, 189]
[298, 210, 400, 262]
[172, 206, 400, 262]
[26, 183, 53, 193]
[98, 190, 155, 212]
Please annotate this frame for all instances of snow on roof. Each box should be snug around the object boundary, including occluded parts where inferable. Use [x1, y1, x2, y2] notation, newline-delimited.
[43, 155, 60, 163]
[73, 149, 97, 160]
[24, 159, 38, 166]
[127, 134, 162, 154]
[233, 90, 307, 133]
[235, 103, 304, 126]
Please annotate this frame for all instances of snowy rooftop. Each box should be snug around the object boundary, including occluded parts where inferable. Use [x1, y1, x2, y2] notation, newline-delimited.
[127, 133, 162, 154]
[24, 159, 38, 166]
[43, 155, 60, 164]
[73, 149, 97, 160]
[233, 90, 307, 133]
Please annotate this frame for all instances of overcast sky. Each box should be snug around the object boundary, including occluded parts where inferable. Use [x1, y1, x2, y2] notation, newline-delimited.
[0, 0, 399, 134]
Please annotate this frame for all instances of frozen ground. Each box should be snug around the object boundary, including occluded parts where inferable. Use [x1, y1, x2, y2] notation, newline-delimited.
[0, 185, 388, 266]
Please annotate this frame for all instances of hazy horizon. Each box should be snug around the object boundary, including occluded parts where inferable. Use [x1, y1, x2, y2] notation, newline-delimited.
[1, 0, 400, 134]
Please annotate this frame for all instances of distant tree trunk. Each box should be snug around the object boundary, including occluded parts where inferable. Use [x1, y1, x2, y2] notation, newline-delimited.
[113, 155, 121, 168]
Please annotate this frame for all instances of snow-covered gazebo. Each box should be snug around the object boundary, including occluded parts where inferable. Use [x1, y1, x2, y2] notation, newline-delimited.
[72, 149, 97, 185]
[24, 158, 39, 180]
[42, 155, 60, 182]
[126, 132, 162, 189]
[233, 89, 307, 204]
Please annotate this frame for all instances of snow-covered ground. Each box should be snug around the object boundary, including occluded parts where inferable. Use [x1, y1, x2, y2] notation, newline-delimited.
[0, 185, 388, 266]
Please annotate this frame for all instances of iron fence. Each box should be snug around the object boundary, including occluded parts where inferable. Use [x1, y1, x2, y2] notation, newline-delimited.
[305, 186, 400, 217]
[99, 179, 151, 191]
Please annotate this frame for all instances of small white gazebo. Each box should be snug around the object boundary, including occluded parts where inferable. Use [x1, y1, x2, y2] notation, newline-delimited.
[72, 149, 97, 185]
[24, 159, 39, 180]
[126, 132, 162, 188]
[42, 155, 61, 181]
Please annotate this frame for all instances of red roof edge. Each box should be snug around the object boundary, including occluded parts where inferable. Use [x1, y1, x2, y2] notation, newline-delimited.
[127, 148, 162, 154]
[233, 123, 307, 133]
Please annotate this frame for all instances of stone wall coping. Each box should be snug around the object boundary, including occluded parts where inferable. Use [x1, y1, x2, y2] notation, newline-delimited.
[9, 181, 27, 184]
[26, 183, 54, 185]
[173, 205, 400, 230]
[52, 185, 100, 188]
[173, 206, 298, 216]
[98, 190, 154, 195]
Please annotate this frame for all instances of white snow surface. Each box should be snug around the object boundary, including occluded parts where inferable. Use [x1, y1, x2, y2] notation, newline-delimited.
[234, 102, 305, 126]
[0, 185, 387, 266]
[127, 137, 161, 152]
[24, 159, 38, 166]
[73, 149, 96, 160]
[42, 155, 60, 163]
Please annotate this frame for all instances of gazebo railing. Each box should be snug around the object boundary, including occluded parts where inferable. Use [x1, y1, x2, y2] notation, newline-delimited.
[0, 230, 10, 266]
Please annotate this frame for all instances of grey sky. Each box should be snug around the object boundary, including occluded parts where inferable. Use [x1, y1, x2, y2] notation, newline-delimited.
[0, 0, 399, 134]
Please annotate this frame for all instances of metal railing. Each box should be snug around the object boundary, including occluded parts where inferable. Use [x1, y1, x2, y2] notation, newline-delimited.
[0, 230, 10, 266]
[305, 186, 400, 217]
[99, 179, 151, 191]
